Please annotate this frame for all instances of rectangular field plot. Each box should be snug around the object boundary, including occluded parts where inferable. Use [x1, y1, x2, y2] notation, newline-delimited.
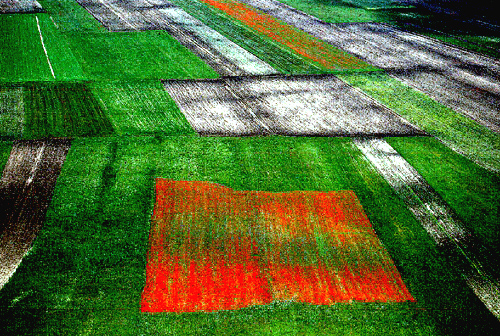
[0, 14, 85, 82]
[142, 180, 414, 312]
[163, 75, 425, 136]
[0, 0, 43, 13]
[89, 81, 196, 136]
[67, 30, 219, 81]
[23, 82, 114, 138]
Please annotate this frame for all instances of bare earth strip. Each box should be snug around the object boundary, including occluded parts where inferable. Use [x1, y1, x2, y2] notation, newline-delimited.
[75, 0, 277, 76]
[236, 0, 500, 133]
[163, 75, 426, 136]
[0, 139, 71, 289]
[354, 137, 500, 318]
[0, 0, 43, 13]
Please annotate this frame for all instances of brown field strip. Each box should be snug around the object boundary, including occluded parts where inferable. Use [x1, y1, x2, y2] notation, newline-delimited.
[0, 139, 70, 289]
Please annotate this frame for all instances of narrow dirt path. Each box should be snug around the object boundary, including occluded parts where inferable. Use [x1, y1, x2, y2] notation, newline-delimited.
[0, 139, 71, 289]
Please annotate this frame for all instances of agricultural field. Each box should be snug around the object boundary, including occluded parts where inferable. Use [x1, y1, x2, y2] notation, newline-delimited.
[1, 0, 499, 335]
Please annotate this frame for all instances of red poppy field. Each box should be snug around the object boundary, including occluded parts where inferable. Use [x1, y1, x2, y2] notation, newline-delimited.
[142, 179, 414, 312]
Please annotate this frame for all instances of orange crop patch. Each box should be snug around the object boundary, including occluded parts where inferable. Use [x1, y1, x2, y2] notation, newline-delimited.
[198, 0, 375, 71]
[141, 180, 414, 313]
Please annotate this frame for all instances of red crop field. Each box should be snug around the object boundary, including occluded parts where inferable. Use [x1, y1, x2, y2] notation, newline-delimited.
[141, 180, 414, 313]
[198, 0, 375, 71]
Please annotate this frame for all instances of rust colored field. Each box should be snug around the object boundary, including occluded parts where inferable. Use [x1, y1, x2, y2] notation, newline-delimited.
[198, 0, 375, 71]
[141, 180, 414, 313]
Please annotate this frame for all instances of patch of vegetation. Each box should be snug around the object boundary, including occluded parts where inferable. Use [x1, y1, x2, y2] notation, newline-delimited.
[0, 141, 13, 175]
[89, 80, 196, 136]
[67, 30, 219, 81]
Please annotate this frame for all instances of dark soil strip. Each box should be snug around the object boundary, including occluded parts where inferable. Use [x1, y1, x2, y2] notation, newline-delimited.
[163, 74, 426, 136]
[236, 0, 500, 132]
[0, 139, 70, 289]
[354, 137, 500, 318]
[0, 0, 44, 13]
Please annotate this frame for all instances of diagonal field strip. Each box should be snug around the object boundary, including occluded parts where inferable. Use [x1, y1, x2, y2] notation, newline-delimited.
[163, 74, 426, 136]
[0, 139, 71, 289]
[0, 0, 43, 13]
[75, 0, 277, 76]
[235, 0, 500, 133]
[354, 137, 500, 318]
[197, 0, 378, 72]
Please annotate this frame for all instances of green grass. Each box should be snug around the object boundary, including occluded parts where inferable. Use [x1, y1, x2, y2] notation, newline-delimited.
[0, 14, 86, 82]
[338, 72, 500, 172]
[22, 82, 114, 139]
[1, 136, 497, 335]
[0, 141, 13, 175]
[36, 0, 105, 32]
[88, 80, 196, 136]
[66, 31, 219, 81]
[276, 0, 383, 23]
[386, 136, 500, 272]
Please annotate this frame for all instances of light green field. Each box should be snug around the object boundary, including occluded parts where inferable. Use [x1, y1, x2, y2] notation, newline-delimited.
[89, 81, 196, 136]
[67, 31, 219, 81]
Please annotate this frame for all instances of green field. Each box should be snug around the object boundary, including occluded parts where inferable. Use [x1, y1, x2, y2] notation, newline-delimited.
[22, 82, 114, 138]
[66, 31, 219, 81]
[0, 136, 497, 335]
[89, 81, 196, 136]
[0, 141, 13, 174]
[0, 14, 85, 82]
